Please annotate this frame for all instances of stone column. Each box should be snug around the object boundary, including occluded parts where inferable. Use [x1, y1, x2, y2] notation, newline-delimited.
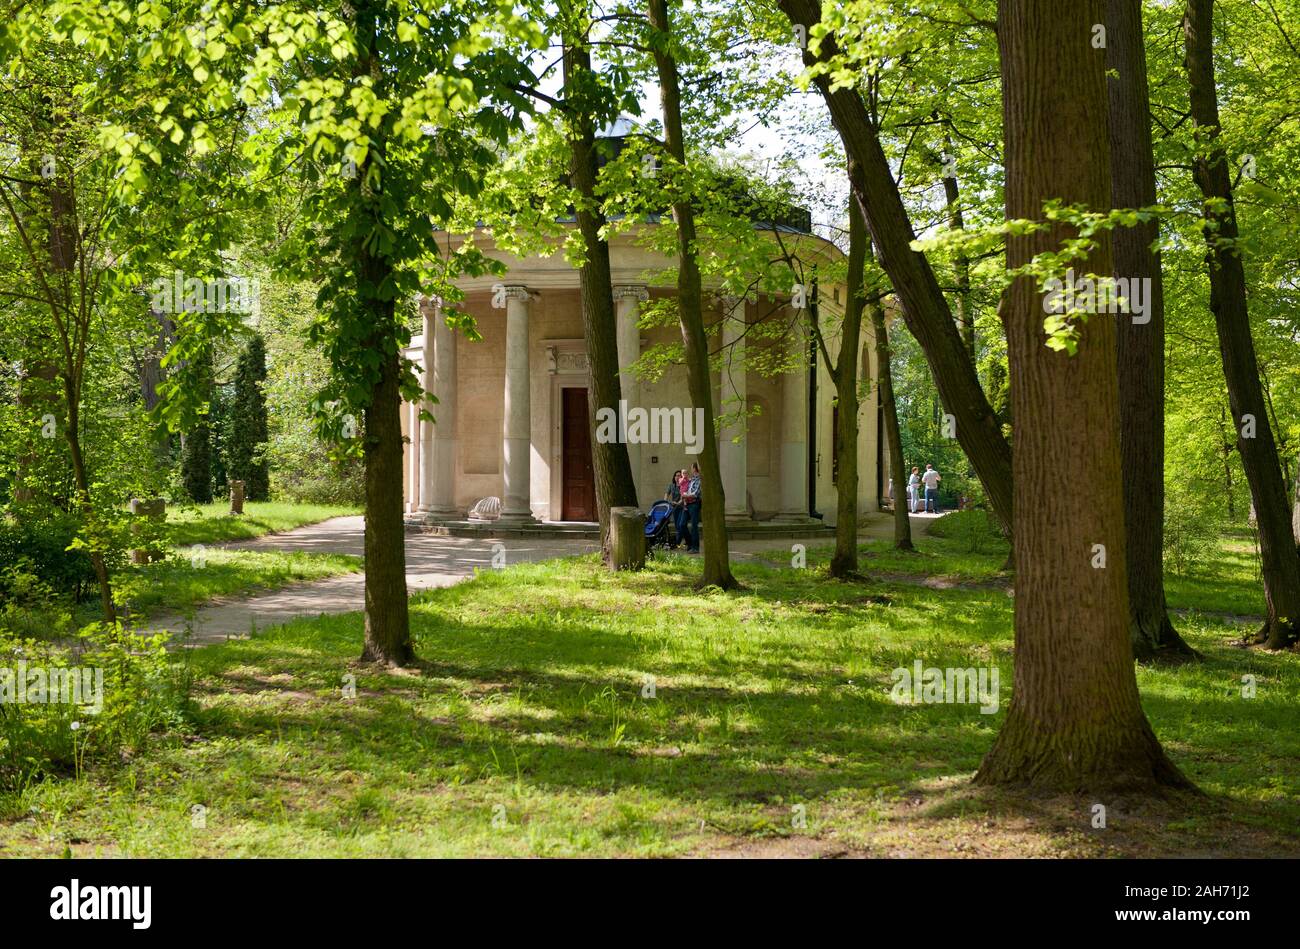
[718, 295, 749, 521]
[500, 286, 536, 522]
[407, 398, 419, 513]
[421, 298, 458, 520]
[775, 319, 812, 522]
[614, 286, 648, 502]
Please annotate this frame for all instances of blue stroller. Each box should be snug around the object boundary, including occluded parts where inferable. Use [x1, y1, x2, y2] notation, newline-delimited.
[644, 500, 675, 551]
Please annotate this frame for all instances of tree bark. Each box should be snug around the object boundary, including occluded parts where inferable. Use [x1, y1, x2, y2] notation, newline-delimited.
[648, 0, 737, 589]
[360, 343, 413, 665]
[561, 21, 640, 559]
[777, 0, 1013, 539]
[829, 184, 865, 577]
[940, 139, 975, 356]
[1106, 0, 1196, 662]
[872, 295, 913, 552]
[354, 0, 412, 666]
[1293, 461, 1300, 547]
[975, 0, 1191, 792]
[1184, 0, 1300, 649]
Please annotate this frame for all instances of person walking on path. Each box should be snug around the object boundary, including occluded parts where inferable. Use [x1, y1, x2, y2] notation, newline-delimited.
[908, 466, 922, 513]
[922, 463, 942, 514]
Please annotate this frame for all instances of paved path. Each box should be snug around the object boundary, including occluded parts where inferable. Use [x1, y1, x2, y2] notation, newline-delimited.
[144, 511, 938, 646]
[143, 516, 603, 646]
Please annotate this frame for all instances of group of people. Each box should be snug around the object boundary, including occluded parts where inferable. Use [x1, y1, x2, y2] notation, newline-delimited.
[906, 463, 943, 514]
[664, 463, 702, 553]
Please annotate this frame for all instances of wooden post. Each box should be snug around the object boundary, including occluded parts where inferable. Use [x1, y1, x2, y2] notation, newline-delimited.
[128, 497, 167, 565]
[230, 480, 246, 515]
[609, 506, 645, 572]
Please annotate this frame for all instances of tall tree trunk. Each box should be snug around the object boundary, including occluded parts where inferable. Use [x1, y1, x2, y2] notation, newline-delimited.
[361, 347, 412, 665]
[561, 20, 640, 557]
[1184, 0, 1300, 649]
[940, 138, 975, 356]
[354, 0, 412, 666]
[1106, 0, 1196, 662]
[648, 0, 736, 589]
[975, 0, 1191, 792]
[777, 0, 1013, 539]
[872, 296, 913, 552]
[829, 183, 865, 577]
[46, 136, 115, 622]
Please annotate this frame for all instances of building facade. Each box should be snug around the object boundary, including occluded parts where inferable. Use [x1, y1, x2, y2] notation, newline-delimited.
[399, 228, 882, 526]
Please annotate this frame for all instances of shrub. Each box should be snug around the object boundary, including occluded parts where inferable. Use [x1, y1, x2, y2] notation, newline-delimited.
[0, 623, 192, 790]
[0, 516, 97, 602]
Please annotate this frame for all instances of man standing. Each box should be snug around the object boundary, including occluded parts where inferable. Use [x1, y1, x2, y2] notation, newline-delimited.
[922, 463, 942, 514]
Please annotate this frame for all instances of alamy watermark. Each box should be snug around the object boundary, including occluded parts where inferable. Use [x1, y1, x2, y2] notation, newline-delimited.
[1042, 268, 1150, 324]
[595, 399, 706, 455]
[150, 270, 258, 315]
[49, 880, 151, 929]
[889, 660, 999, 714]
[0, 662, 103, 714]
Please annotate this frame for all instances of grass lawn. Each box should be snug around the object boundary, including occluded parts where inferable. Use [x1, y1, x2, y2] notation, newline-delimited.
[165, 501, 360, 547]
[47, 503, 365, 631]
[4, 522, 1296, 858]
[111, 549, 362, 624]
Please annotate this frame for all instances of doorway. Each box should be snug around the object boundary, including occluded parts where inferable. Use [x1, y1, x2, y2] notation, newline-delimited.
[560, 387, 596, 521]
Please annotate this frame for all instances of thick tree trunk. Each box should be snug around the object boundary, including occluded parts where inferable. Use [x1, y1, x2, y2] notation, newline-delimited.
[975, 0, 1191, 792]
[1106, 0, 1196, 662]
[777, 0, 1013, 539]
[830, 187, 865, 578]
[872, 300, 913, 552]
[561, 29, 640, 559]
[354, 0, 412, 665]
[1184, 0, 1300, 649]
[648, 0, 736, 589]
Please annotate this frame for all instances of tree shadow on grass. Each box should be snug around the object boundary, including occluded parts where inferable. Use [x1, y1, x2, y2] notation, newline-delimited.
[172, 562, 1300, 855]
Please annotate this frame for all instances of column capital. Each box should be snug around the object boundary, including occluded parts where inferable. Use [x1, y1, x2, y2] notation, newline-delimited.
[614, 285, 650, 303]
[496, 284, 532, 305]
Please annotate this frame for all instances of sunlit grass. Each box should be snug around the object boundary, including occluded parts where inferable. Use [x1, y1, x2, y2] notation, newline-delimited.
[166, 501, 360, 547]
[5, 533, 1295, 858]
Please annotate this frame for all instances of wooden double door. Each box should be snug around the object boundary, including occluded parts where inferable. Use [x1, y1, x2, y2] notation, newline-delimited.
[560, 387, 596, 522]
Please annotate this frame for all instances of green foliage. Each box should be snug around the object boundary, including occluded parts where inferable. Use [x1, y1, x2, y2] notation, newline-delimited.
[227, 335, 270, 502]
[0, 623, 192, 791]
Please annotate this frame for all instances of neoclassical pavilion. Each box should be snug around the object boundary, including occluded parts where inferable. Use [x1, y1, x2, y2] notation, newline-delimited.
[399, 226, 883, 528]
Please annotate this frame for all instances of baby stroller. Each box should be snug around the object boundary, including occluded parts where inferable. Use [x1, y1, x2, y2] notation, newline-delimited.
[644, 500, 675, 552]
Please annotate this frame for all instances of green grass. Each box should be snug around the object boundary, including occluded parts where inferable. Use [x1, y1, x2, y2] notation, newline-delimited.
[4, 525, 1296, 858]
[1164, 535, 1268, 620]
[112, 549, 361, 622]
[166, 501, 360, 547]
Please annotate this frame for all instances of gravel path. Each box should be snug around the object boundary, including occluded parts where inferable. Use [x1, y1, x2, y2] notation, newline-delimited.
[142, 511, 933, 646]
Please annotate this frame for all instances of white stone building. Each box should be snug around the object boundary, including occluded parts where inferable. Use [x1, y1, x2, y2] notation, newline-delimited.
[399, 226, 883, 528]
